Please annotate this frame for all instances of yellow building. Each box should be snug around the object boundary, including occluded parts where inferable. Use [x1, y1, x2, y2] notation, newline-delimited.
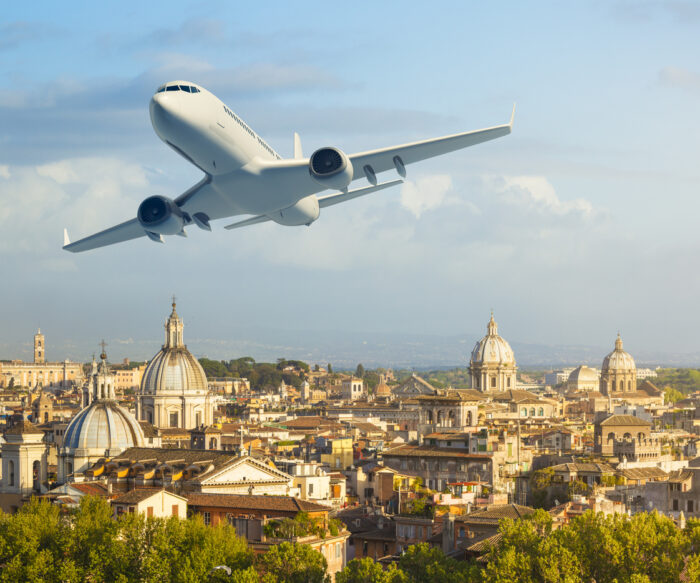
[113, 365, 147, 394]
[0, 330, 83, 389]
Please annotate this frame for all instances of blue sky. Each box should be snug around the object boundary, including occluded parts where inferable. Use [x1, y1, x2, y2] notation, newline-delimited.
[1, 1, 700, 365]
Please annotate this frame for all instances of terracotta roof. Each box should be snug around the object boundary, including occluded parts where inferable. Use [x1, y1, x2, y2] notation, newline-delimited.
[186, 493, 330, 513]
[550, 462, 615, 474]
[70, 482, 110, 497]
[668, 470, 694, 483]
[458, 504, 535, 524]
[618, 467, 668, 480]
[599, 415, 650, 426]
[467, 532, 502, 553]
[112, 488, 164, 504]
[383, 445, 491, 460]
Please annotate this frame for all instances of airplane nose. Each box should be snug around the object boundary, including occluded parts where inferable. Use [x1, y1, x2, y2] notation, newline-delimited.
[150, 93, 180, 134]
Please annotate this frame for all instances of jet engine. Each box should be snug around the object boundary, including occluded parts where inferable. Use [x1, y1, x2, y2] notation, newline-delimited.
[137, 195, 186, 235]
[271, 195, 320, 226]
[308, 147, 353, 190]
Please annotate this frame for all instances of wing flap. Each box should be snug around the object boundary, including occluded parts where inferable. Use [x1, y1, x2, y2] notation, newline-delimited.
[223, 214, 272, 230]
[63, 218, 145, 253]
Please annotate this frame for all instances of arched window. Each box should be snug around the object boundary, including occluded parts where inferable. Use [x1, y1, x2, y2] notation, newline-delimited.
[612, 380, 616, 392]
[209, 438, 217, 449]
[530, 407, 536, 417]
[623, 432, 632, 440]
[466, 411, 473, 426]
[607, 432, 615, 442]
[538, 407, 544, 417]
[8, 460, 15, 487]
[521, 407, 527, 417]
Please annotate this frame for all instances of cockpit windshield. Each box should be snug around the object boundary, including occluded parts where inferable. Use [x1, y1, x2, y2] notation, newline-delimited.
[155, 84, 201, 94]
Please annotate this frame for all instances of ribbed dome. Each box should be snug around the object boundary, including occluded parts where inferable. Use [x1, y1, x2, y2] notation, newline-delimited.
[470, 314, 516, 366]
[602, 334, 635, 372]
[376, 375, 391, 396]
[63, 400, 144, 452]
[568, 365, 598, 384]
[140, 301, 208, 395]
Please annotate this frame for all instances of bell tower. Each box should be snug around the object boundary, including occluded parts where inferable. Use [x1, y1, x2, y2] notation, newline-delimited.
[34, 329, 45, 364]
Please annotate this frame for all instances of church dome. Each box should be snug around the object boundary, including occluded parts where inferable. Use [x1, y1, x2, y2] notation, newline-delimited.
[63, 400, 144, 453]
[568, 365, 598, 384]
[470, 314, 516, 366]
[63, 353, 144, 456]
[140, 301, 208, 395]
[375, 375, 391, 396]
[602, 334, 635, 372]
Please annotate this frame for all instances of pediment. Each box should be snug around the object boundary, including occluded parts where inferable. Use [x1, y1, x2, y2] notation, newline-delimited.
[199, 456, 291, 485]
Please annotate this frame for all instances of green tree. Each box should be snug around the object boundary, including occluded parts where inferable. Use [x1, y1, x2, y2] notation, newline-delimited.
[256, 542, 329, 583]
[327, 363, 333, 374]
[337, 558, 408, 583]
[397, 543, 478, 583]
[355, 364, 365, 378]
[664, 386, 685, 404]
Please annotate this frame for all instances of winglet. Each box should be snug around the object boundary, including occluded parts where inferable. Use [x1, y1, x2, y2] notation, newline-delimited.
[509, 103, 516, 127]
[294, 132, 303, 159]
[63, 228, 70, 247]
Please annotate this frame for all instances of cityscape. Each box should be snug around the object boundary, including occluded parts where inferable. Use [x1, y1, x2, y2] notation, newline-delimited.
[1, 303, 699, 581]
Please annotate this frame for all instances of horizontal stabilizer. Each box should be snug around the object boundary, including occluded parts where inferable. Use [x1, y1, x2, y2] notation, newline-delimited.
[223, 214, 273, 230]
[317, 179, 403, 209]
[63, 218, 146, 253]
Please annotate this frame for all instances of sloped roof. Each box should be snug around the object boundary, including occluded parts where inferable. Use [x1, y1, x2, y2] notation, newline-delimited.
[186, 493, 329, 513]
[618, 467, 668, 481]
[599, 414, 650, 426]
[392, 374, 438, 396]
[459, 504, 534, 524]
[550, 462, 615, 474]
[383, 445, 491, 460]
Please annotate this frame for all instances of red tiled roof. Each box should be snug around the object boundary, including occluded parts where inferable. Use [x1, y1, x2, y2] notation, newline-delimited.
[186, 493, 330, 513]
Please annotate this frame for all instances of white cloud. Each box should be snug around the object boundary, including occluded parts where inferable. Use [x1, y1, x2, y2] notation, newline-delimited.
[488, 175, 595, 219]
[0, 157, 149, 258]
[400, 174, 453, 218]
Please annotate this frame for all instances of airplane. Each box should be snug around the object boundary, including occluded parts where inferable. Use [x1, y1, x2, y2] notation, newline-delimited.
[63, 80, 514, 253]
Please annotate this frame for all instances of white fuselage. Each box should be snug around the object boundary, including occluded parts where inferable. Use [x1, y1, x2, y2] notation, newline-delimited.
[150, 81, 302, 218]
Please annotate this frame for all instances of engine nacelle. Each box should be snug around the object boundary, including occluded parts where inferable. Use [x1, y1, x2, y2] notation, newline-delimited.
[137, 195, 186, 235]
[271, 195, 320, 226]
[308, 147, 353, 190]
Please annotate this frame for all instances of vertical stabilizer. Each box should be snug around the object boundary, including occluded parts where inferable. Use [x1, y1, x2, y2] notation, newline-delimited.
[294, 132, 303, 159]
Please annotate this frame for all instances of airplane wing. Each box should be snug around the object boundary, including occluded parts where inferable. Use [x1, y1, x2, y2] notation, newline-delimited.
[63, 177, 212, 253]
[348, 107, 514, 175]
[251, 107, 514, 197]
[62, 218, 147, 253]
